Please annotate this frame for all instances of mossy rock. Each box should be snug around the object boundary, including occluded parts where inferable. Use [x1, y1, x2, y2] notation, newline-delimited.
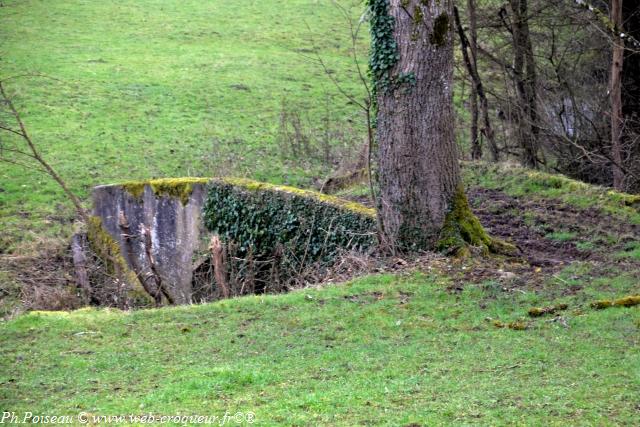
[528, 303, 568, 318]
[87, 216, 154, 308]
[121, 177, 210, 205]
[493, 319, 528, 330]
[591, 295, 640, 309]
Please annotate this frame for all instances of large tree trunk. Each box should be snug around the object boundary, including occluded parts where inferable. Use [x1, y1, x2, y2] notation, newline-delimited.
[374, 0, 494, 252]
[610, 0, 624, 190]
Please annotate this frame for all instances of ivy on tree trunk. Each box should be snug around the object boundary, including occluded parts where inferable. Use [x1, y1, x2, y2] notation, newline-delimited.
[368, 0, 510, 254]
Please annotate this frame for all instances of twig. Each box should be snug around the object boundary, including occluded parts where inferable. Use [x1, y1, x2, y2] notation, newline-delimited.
[0, 80, 88, 221]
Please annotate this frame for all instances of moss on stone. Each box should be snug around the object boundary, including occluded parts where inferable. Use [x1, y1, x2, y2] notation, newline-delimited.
[614, 295, 640, 307]
[218, 177, 377, 218]
[120, 182, 146, 200]
[87, 216, 153, 307]
[508, 321, 528, 330]
[528, 303, 568, 317]
[121, 177, 210, 205]
[591, 295, 640, 309]
[493, 319, 528, 330]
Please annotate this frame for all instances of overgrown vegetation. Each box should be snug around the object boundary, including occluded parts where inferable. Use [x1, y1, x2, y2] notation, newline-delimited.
[203, 178, 376, 290]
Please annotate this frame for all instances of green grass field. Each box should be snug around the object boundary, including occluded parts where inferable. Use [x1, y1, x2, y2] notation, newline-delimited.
[0, 0, 369, 251]
[2, 1, 640, 425]
[1, 271, 639, 425]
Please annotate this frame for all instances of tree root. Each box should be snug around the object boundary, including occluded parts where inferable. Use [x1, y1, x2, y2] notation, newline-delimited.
[438, 185, 519, 257]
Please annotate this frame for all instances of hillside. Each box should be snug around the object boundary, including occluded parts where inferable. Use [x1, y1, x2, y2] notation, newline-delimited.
[1, 0, 640, 424]
[1, 163, 639, 425]
[1, 261, 638, 425]
[0, 0, 369, 251]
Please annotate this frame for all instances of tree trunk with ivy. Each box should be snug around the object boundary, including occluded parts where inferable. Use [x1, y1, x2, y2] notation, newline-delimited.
[369, 0, 503, 253]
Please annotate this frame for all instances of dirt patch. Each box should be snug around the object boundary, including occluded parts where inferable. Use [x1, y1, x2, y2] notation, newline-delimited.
[341, 186, 640, 293]
[347, 187, 634, 267]
[468, 188, 586, 266]
[468, 187, 640, 267]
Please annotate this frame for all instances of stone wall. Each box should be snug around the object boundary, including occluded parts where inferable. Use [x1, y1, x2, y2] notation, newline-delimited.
[89, 177, 376, 307]
[91, 179, 209, 304]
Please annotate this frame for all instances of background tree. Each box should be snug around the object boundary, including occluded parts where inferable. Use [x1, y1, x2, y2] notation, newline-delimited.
[451, 0, 640, 192]
[454, 1, 500, 161]
[610, 0, 624, 189]
[620, 0, 640, 191]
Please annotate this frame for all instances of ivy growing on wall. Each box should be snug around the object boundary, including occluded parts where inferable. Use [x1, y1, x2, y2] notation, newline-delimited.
[202, 179, 376, 283]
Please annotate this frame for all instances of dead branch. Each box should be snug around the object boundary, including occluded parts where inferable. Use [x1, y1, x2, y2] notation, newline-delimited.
[209, 234, 230, 299]
[0, 80, 88, 221]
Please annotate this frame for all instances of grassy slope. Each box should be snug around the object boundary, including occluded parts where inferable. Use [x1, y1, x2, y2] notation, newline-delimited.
[0, 0, 368, 250]
[1, 272, 638, 425]
[462, 162, 640, 225]
[2, 2, 640, 424]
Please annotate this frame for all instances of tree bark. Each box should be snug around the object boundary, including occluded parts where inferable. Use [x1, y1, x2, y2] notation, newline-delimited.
[509, 0, 540, 169]
[454, 4, 500, 162]
[467, 0, 481, 160]
[375, 0, 493, 252]
[611, 0, 625, 190]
